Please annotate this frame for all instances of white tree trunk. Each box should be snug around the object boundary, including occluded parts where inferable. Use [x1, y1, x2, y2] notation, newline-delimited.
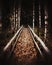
[18, 4, 21, 29]
[33, 2, 35, 31]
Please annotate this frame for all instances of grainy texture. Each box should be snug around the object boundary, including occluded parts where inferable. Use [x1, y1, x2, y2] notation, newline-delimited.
[14, 28, 37, 64]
